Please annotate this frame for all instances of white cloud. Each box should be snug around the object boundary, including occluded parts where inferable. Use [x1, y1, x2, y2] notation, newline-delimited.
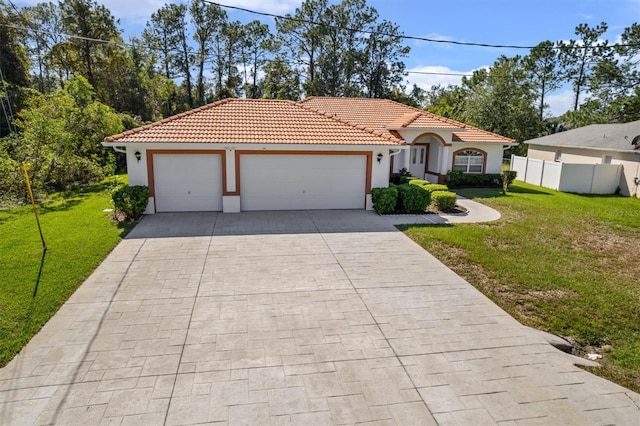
[546, 90, 574, 117]
[405, 65, 478, 90]
[215, 0, 301, 15]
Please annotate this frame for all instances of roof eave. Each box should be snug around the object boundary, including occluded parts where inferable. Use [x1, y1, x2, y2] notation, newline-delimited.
[526, 141, 640, 154]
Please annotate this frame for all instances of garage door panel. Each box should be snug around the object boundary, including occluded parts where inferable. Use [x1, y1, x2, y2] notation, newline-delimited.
[154, 154, 223, 212]
[240, 155, 366, 211]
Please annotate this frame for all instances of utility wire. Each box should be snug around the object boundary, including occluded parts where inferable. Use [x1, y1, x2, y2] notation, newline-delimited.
[206, 1, 638, 51]
[2, 3, 636, 53]
[0, 66, 18, 134]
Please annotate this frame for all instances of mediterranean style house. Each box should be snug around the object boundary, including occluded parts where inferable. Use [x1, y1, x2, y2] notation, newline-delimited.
[103, 97, 516, 213]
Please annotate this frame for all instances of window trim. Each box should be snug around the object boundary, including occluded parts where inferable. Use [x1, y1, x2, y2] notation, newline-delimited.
[451, 148, 487, 174]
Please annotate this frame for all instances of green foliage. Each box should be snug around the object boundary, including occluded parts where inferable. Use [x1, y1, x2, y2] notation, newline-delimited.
[0, 176, 135, 368]
[47, 155, 104, 190]
[410, 180, 449, 193]
[447, 171, 516, 189]
[112, 185, 149, 220]
[3, 78, 124, 198]
[0, 150, 26, 204]
[277, 0, 410, 98]
[396, 183, 430, 213]
[371, 186, 398, 214]
[389, 169, 414, 185]
[430, 190, 457, 211]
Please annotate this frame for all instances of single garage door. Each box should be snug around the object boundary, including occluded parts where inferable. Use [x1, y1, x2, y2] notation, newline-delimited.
[153, 153, 223, 212]
[240, 154, 367, 211]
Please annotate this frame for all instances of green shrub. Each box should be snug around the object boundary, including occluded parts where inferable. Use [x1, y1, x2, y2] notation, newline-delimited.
[371, 187, 398, 215]
[447, 170, 517, 188]
[112, 185, 149, 220]
[431, 190, 457, 211]
[397, 183, 430, 213]
[47, 155, 104, 190]
[423, 183, 449, 193]
[0, 155, 27, 203]
[399, 175, 416, 184]
[389, 168, 412, 184]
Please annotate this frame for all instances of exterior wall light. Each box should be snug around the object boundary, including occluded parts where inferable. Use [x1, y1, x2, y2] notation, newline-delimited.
[134, 151, 142, 163]
[376, 153, 383, 163]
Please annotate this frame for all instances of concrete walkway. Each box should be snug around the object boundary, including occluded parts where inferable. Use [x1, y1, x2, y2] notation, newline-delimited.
[381, 196, 502, 226]
[0, 211, 638, 425]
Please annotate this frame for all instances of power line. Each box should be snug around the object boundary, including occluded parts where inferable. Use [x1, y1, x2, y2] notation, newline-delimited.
[206, 1, 638, 51]
[0, 23, 125, 46]
[407, 71, 472, 77]
[0, 66, 18, 134]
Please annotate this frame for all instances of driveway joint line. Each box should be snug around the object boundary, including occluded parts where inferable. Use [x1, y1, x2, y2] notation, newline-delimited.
[305, 211, 436, 419]
[162, 214, 217, 426]
[48, 238, 147, 425]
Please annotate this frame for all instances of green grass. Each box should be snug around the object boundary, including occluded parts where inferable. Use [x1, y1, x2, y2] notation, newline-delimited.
[0, 176, 136, 367]
[401, 181, 640, 392]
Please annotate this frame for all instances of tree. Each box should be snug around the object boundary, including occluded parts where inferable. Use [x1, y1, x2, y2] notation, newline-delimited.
[143, 7, 174, 79]
[359, 19, 409, 98]
[143, 3, 193, 107]
[558, 22, 611, 112]
[277, 0, 328, 96]
[57, 0, 122, 90]
[0, 0, 29, 136]
[461, 56, 540, 145]
[243, 20, 277, 99]
[425, 84, 469, 120]
[12, 75, 123, 191]
[523, 41, 562, 120]
[261, 57, 301, 100]
[218, 20, 245, 98]
[23, 2, 64, 93]
[190, 0, 226, 105]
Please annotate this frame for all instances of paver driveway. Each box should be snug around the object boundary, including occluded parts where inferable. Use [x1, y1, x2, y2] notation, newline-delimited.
[1, 211, 638, 425]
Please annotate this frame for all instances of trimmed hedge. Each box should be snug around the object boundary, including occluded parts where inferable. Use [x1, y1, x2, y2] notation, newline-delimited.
[424, 184, 449, 193]
[447, 170, 517, 188]
[409, 180, 449, 193]
[371, 187, 398, 215]
[112, 185, 149, 220]
[431, 190, 457, 211]
[397, 183, 430, 213]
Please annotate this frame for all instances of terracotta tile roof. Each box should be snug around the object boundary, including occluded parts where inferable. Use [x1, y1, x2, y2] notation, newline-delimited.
[104, 98, 403, 146]
[298, 97, 516, 143]
[105, 97, 515, 146]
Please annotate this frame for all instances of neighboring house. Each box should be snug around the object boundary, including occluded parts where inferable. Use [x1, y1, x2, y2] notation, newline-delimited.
[525, 120, 640, 197]
[103, 97, 516, 213]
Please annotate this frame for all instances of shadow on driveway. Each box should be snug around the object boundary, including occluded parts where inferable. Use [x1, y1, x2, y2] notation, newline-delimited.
[125, 210, 400, 239]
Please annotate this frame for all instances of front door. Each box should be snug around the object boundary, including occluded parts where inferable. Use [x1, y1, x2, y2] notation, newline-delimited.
[409, 145, 427, 179]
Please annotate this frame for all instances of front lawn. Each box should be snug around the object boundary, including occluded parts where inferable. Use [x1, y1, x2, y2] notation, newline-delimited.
[401, 181, 640, 392]
[0, 176, 136, 367]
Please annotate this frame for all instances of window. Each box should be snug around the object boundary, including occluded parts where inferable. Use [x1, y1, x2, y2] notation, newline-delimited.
[603, 155, 612, 164]
[554, 150, 562, 162]
[420, 147, 425, 165]
[453, 150, 484, 173]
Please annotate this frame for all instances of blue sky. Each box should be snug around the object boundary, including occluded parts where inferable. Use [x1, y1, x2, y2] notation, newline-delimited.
[15, 0, 640, 115]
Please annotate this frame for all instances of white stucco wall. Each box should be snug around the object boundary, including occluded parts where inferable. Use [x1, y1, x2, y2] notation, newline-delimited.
[528, 145, 640, 197]
[124, 147, 154, 214]
[116, 144, 393, 212]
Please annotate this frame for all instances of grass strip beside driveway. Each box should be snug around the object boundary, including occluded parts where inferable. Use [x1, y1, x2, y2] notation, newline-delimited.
[0, 176, 135, 367]
[402, 182, 640, 392]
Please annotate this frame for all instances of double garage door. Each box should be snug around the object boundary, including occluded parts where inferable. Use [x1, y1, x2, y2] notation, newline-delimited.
[152, 153, 367, 212]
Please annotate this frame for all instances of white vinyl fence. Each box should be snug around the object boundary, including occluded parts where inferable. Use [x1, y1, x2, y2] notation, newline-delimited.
[510, 155, 622, 194]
